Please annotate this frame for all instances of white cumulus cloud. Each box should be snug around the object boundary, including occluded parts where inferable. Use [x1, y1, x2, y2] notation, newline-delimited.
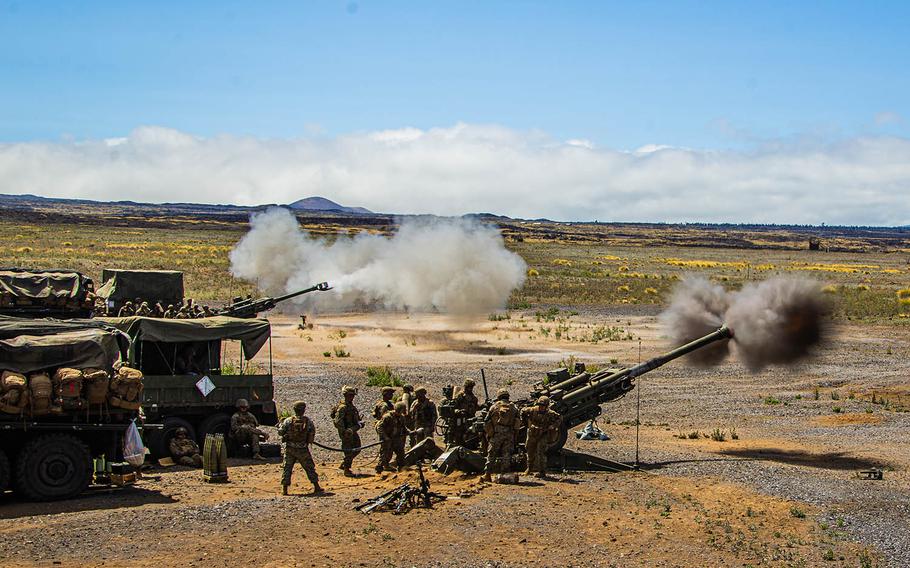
[2, 123, 910, 225]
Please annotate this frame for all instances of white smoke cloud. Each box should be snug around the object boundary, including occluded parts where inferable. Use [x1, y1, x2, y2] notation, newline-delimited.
[228, 207, 527, 315]
[3, 124, 910, 225]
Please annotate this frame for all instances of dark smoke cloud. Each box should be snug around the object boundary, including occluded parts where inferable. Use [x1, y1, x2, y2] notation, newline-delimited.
[663, 276, 829, 372]
[725, 278, 828, 372]
[660, 277, 731, 366]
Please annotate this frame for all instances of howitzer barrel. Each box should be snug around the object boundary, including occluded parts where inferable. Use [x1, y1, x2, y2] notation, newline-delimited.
[559, 325, 733, 409]
[272, 282, 331, 303]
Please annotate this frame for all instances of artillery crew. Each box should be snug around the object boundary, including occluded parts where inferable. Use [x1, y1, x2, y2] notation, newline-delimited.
[278, 400, 322, 495]
[450, 378, 479, 446]
[117, 301, 135, 317]
[409, 386, 438, 443]
[372, 386, 395, 421]
[332, 385, 363, 477]
[482, 389, 521, 482]
[169, 427, 203, 467]
[231, 398, 268, 460]
[375, 401, 412, 473]
[521, 396, 562, 479]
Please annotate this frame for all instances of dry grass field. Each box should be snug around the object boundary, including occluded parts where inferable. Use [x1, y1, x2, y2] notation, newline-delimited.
[3, 202, 910, 566]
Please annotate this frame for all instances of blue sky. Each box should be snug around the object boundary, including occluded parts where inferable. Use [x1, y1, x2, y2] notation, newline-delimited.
[1, 1, 909, 224]
[3, 1, 907, 148]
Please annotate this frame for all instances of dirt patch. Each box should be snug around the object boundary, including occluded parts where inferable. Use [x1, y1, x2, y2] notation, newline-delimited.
[813, 412, 884, 427]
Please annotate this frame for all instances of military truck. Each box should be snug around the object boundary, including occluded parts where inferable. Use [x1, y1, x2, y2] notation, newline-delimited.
[98, 315, 278, 457]
[0, 268, 96, 318]
[95, 269, 184, 314]
[0, 316, 140, 501]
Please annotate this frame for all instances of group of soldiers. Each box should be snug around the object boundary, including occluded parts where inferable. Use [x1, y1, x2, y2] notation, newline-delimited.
[276, 380, 562, 495]
[167, 397, 271, 467]
[95, 297, 215, 318]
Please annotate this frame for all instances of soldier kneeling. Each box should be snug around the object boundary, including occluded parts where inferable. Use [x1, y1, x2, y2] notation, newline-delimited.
[278, 400, 323, 495]
[169, 427, 203, 467]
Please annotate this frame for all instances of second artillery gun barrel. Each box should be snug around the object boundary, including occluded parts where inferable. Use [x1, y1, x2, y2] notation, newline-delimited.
[218, 282, 331, 318]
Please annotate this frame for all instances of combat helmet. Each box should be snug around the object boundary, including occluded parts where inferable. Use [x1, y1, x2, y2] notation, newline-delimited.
[463, 378, 476, 388]
[342, 385, 357, 396]
[495, 388, 510, 400]
[536, 396, 550, 406]
[236, 398, 249, 408]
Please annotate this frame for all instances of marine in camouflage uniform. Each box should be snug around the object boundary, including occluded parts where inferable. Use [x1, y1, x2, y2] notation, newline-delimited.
[376, 402, 411, 473]
[372, 386, 395, 421]
[163, 304, 176, 318]
[332, 386, 363, 476]
[450, 379, 479, 446]
[520, 396, 562, 478]
[409, 386, 438, 443]
[169, 427, 203, 467]
[482, 389, 521, 482]
[117, 301, 135, 317]
[277, 400, 322, 495]
[136, 301, 152, 316]
[231, 398, 268, 460]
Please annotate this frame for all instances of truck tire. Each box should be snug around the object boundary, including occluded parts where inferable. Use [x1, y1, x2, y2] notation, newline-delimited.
[148, 417, 196, 459]
[197, 413, 231, 445]
[15, 434, 92, 501]
[0, 449, 10, 493]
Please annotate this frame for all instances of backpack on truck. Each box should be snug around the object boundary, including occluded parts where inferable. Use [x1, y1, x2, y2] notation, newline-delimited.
[53, 367, 86, 410]
[29, 372, 54, 415]
[109, 365, 144, 410]
[82, 368, 111, 405]
[0, 370, 29, 414]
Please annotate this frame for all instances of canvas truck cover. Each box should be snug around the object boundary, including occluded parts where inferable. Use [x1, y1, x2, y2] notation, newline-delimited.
[98, 316, 271, 360]
[0, 269, 93, 301]
[0, 328, 126, 374]
[96, 270, 184, 304]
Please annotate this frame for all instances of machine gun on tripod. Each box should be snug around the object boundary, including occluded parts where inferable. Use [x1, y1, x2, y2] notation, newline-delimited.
[354, 463, 446, 514]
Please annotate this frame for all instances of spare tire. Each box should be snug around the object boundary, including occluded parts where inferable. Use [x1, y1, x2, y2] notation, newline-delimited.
[15, 434, 91, 501]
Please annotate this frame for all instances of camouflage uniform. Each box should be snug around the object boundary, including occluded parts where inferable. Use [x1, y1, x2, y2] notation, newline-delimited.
[332, 386, 362, 474]
[520, 397, 562, 477]
[278, 401, 321, 493]
[372, 387, 395, 421]
[450, 380, 479, 446]
[169, 429, 203, 467]
[231, 401, 266, 458]
[136, 302, 152, 316]
[117, 302, 135, 317]
[163, 305, 176, 319]
[483, 390, 521, 480]
[409, 387, 438, 443]
[376, 402, 409, 472]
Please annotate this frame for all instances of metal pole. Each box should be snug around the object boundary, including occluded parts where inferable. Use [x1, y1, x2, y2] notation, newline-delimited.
[635, 339, 641, 467]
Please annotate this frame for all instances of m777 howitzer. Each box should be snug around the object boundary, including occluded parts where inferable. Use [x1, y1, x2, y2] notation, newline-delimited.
[436, 326, 733, 470]
[217, 282, 331, 318]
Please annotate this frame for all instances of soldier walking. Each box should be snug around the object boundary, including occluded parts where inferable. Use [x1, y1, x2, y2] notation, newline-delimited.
[372, 386, 395, 421]
[277, 400, 323, 495]
[449, 378, 479, 446]
[521, 396, 562, 479]
[409, 386, 438, 443]
[231, 398, 268, 460]
[332, 385, 363, 477]
[481, 389, 521, 482]
[376, 402, 411, 473]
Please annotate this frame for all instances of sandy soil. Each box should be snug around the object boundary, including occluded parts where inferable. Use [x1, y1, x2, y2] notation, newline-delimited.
[2, 310, 907, 567]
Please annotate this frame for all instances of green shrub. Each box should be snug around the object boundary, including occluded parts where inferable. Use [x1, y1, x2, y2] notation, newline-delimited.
[365, 366, 403, 387]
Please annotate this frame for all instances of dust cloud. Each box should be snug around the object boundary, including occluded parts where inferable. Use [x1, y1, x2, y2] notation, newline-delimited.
[660, 277, 731, 367]
[663, 276, 828, 372]
[229, 207, 527, 315]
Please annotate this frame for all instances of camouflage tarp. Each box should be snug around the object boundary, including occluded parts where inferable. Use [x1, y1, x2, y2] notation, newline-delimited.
[98, 316, 270, 360]
[0, 269, 92, 301]
[96, 270, 184, 304]
[0, 328, 125, 374]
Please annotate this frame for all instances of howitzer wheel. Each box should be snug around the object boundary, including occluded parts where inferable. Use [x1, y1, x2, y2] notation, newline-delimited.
[0, 448, 10, 493]
[15, 434, 92, 501]
[547, 424, 569, 454]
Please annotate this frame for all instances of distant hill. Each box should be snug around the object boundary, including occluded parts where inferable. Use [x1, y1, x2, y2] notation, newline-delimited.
[287, 196, 372, 214]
